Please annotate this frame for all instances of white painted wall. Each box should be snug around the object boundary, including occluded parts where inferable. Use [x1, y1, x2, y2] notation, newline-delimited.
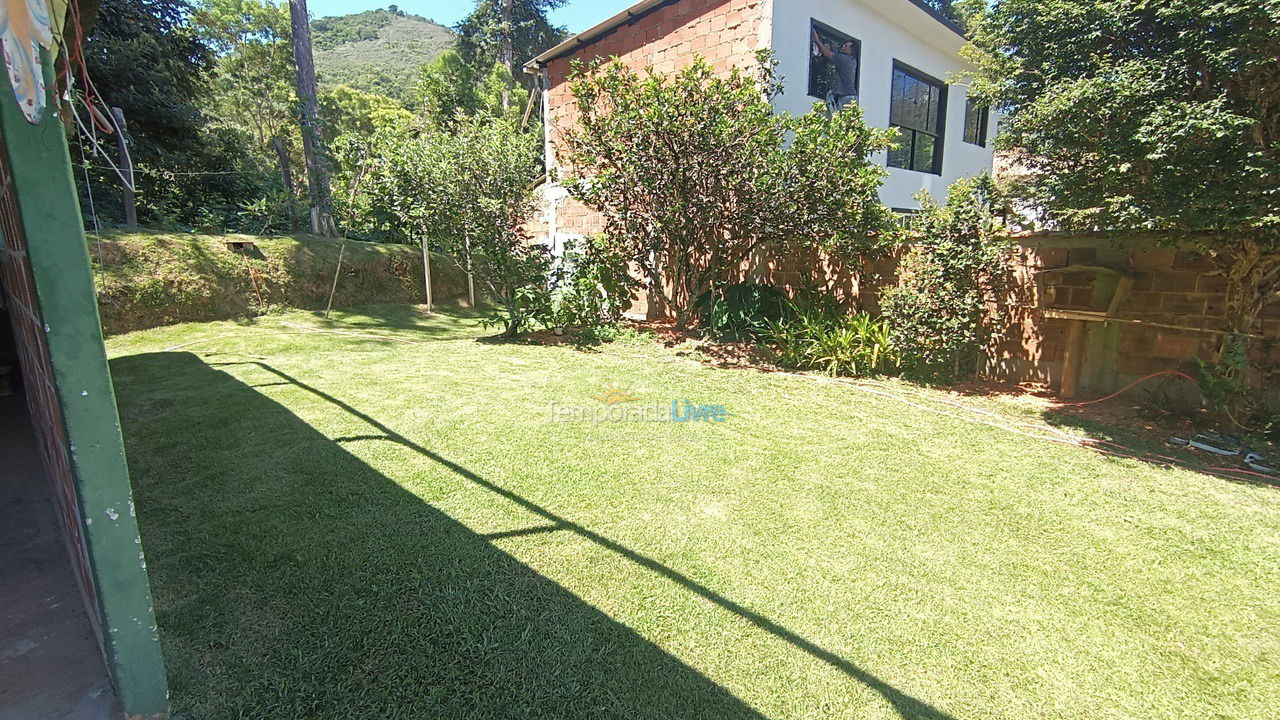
[769, 0, 995, 209]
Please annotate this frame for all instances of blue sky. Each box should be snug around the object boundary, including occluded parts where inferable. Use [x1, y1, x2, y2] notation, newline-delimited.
[305, 1, 637, 33]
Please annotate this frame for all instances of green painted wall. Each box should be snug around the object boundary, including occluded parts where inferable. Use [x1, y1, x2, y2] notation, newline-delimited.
[0, 51, 169, 717]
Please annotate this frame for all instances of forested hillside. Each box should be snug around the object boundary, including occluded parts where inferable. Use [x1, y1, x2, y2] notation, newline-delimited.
[313, 8, 454, 101]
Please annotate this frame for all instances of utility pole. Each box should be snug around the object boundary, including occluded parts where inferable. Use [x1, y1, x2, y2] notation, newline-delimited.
[110, 107, 136, 228]
[288, 0, 336, 236]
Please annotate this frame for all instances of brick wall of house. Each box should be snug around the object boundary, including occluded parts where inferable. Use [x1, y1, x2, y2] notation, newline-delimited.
[539, 0, 768, 318]
[0, 135, 101, 639]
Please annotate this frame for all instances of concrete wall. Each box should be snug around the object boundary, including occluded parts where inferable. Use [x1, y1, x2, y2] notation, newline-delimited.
[770, 0, 996, 208]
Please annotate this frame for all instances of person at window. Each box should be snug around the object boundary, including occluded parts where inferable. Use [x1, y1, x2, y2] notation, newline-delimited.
[813, 28, 857, 113]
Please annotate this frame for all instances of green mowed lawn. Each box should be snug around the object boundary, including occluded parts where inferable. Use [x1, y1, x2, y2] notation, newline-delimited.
[106, 306, 1280, 720]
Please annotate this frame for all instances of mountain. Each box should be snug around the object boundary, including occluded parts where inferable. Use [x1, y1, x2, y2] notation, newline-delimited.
[312, 8, 454, 103]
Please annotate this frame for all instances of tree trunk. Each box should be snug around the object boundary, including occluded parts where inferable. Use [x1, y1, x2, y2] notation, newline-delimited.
[500, 0, 514, 112]
[1218, 238, 1280, 342]
[289, 0, 336, 237]
[1214, 238, 1280, 399]
[271, 135, 299, 232]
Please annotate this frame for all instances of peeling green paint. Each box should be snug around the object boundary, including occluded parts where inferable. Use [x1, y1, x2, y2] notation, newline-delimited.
[0, 50, 169, 716]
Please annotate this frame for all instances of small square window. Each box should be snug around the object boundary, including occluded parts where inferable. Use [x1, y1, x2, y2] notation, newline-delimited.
[808, 20, 860, 102]
[964, 99, 989, 147]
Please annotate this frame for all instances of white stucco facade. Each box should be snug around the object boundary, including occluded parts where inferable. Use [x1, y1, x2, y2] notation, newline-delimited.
[769, 0, 996, 209]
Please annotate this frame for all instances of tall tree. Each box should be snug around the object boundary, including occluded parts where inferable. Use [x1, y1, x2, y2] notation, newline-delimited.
[969, 0, 1280, 384]
[195, 0, 301, 229]
[289, 0, 336, 235]
[455, 0, 568, 96]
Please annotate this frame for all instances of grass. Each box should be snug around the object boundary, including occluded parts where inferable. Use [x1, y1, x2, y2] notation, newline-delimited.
[105, 306, 1280, 720]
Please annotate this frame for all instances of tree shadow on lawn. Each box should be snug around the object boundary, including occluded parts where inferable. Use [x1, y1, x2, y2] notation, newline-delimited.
[110, 352, 960, 720]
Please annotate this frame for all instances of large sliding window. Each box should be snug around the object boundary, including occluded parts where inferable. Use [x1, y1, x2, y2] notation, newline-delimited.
[887, 62, 947, 175]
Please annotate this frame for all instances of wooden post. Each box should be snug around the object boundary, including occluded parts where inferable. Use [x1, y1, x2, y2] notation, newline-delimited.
[422, 237, 433, 313]
[109, 107, 136, 228]
[1060, 319, 1087, 399]
[464, 231, 475, 308]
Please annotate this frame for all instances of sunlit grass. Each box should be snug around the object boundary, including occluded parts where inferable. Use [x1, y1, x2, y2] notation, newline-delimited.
[107, 306, 1280, 720]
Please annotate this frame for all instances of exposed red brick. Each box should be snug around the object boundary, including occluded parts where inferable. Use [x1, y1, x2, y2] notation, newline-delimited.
[1173, 250, 1216, 272]
[1130, 247, 1176, 271]
[1152, 331, 1202, 360]
[1152, 271, 1200, 293]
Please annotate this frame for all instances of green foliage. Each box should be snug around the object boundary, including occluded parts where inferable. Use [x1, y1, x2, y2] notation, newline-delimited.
[970, 0, 1279, 239]
[414, 50, 517, 129]
[766, 300, 899, 377]
[349, 117, 546, 336]
[879, 174, 1014, 382]
[695, 283, 790, 340]
[311, 9, 455, 102]
[83, 0, 263, 229]
[455, 0, 568, 90]
[968, 0, 1280, 345]
[562, 54, 898, 327]
[320, 85, 414, 139]
[546, 236, 638, 331]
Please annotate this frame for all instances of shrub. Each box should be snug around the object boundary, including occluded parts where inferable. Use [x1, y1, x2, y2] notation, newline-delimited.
[546, 236, 638, 331]
[766, 298, 898, 377]
[695, 282, 790, 340]
[879, 174, 1013, 382]
[561, 54, 899, 327]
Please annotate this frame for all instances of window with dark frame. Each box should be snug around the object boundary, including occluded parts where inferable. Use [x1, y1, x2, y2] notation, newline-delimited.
[887, 62, 947, 175]
[808, 20, 860, 100]
[963, 98, 989, 147]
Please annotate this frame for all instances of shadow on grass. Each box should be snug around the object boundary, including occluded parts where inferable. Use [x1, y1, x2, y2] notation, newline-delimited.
[112, 350, 960, 719]
[113, 352, 764, 718]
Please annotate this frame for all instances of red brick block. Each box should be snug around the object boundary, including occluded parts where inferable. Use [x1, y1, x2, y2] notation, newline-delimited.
[1152, 331, 1202, 360]
[1127, 290, 1162, 313]
[1131, 247, 1176, 271]
[1161, 295, 1207, 316]
[1153, 271, 1200, 293]
[1173, 250, 1216, 272]
[1196, 274, 1228, 294]
[1116, 354, 1181, 376]
[1035, 247, 1069, 268]
[1067, 247, 1097, 265]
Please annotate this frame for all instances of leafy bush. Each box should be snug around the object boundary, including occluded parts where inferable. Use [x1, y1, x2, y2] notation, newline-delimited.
[561, 54, 899, 327]
[546, 236, 638, 331]
[766, 298, 898, 377]
[695, 282, 790, 340]
[879, 174, 1013, 382]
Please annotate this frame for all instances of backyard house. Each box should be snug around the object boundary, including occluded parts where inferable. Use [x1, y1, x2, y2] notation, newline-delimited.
[525, 0, 997, 257]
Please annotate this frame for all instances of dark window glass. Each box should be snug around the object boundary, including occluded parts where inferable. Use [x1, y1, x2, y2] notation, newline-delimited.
[888, 63, 947, 174]
[808, 20, 860, 100]
[963, 99, 989, 146]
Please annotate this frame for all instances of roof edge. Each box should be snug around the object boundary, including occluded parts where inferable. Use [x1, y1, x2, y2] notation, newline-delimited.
[526, 0, 967, 72]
